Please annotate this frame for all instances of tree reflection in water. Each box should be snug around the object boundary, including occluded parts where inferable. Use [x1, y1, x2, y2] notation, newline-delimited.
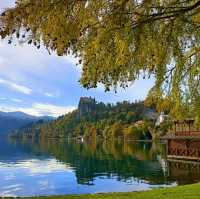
[9, 138, 200, 186]
[10, 139, 168, 184]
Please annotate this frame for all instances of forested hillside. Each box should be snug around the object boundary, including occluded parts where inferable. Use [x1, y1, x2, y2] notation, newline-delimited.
[0, 111, 52, 136]
[11, 97, 158, 140]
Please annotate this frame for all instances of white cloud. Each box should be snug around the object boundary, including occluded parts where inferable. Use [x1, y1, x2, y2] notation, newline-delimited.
[31, 103, 75, 117]
[0, 1, 15, 13]
[44, 92, 55, 97]
[0, 41, 78, 98]
[0, 97, 7, 100]
[0, 97, 23, 103]
[0, 78, 32, 95]
[0, 41, 77, 77]
[0, 102, 76, 117]
[0, 159, 71, 175]
[11, 98, 23, 103]
[0, 56, 5, 65]
[18, 159, 69, 174]
[43, 92, 59, 98]
[1, 184, 22, 197]
[9, 82, 32, 95]
[60, 53, 79, 67]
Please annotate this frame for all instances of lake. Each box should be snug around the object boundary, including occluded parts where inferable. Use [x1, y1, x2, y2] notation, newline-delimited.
[0, 138, 200, 197]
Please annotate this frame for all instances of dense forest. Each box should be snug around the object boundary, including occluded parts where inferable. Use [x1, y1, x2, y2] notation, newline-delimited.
[10, 97, 159, 140]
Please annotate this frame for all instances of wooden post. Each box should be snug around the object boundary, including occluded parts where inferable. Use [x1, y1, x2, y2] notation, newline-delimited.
[189, 121, 191, 134]
[174, 121, 176, 135]
[175, 122, 176, 135]
[182, 121, 183, 134]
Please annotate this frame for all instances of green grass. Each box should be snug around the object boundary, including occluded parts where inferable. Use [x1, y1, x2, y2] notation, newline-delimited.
[2, 183, 200, 199]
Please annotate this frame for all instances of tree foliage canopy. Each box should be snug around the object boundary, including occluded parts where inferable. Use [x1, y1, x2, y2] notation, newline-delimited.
[0, 0, 200, 121]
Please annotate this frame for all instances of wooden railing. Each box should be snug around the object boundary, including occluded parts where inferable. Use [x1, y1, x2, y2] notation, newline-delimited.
[175, 131, 200, 137]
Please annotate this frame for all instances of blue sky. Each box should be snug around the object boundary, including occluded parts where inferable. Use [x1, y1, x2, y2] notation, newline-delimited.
[0, 0, 154, 117]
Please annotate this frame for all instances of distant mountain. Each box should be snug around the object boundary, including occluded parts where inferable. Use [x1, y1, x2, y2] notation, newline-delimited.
[0, 111, 53, 135]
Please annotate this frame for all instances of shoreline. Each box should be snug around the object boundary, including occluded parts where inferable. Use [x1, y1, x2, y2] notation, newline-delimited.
[1, 183, 200, 199]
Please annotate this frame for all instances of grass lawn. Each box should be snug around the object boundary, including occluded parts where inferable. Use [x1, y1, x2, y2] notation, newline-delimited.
[2, 183, 200, 199]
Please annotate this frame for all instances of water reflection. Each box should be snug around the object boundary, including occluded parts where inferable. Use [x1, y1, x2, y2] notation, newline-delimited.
[11, 139, 169, 184]
[166, 139, 200, 184]
[0, 138, 198, 196]
[0, 159, 75, 197]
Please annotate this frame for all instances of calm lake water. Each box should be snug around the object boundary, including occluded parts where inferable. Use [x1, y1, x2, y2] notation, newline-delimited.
[0, 138, 200, 197]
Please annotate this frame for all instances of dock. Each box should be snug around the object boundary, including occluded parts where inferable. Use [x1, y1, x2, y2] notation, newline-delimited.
[163, 119, 200, 161]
